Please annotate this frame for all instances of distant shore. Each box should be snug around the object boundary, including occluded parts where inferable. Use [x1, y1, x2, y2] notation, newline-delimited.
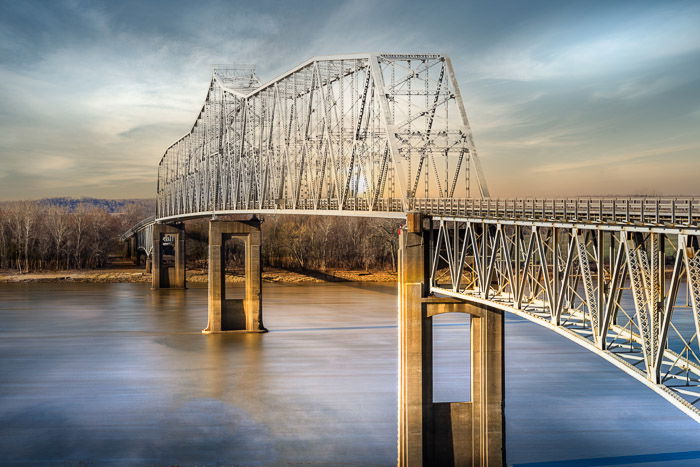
[0, 266, 397, 284]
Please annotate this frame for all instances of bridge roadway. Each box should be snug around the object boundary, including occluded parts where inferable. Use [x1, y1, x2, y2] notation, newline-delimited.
[121, 53, 700, 467]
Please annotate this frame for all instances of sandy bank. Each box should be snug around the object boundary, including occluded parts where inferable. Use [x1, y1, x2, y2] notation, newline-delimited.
[0, 267, 397, 284]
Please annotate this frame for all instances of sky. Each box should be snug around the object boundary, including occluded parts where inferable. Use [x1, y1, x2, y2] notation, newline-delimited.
[0, 0, 698, 200]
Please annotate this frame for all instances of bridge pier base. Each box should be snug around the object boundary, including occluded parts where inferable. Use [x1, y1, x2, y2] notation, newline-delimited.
[152, 223, 186, 289]
[398, 213, 504, 467]
[128, 236, 137, 264]
[203, 219, 266, 334]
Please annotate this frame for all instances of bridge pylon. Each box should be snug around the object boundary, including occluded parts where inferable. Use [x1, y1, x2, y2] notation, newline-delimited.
[399, 213, 504, 467]
[203, 218, 267, 334]
[152, 223, 186, 289]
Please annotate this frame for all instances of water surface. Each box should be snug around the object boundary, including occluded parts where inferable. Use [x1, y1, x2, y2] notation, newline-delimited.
[0, 282, 699, 466]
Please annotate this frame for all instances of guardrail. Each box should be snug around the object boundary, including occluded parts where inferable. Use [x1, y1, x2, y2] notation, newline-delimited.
[157, 197, 699, 226]
[410, 197, 700, 226]
[136, 197, 700, 242]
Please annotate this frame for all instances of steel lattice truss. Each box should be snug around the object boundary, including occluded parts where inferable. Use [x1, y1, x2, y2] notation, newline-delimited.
[156, 54, 489, 218]
[430, 217, 700, 422]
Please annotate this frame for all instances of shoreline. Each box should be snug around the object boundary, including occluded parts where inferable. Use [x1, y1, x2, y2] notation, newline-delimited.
[0, 266, 397, 284]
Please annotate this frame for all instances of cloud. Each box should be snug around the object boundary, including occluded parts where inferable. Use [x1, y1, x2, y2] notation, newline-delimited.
[530, 143, 700, 174]
[592, 75, 691, 101]
[470, 3, 700, 82]
[0, 0, 699, 200]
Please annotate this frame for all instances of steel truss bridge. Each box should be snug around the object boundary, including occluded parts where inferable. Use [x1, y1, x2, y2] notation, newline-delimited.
[124, 53, 700, 425]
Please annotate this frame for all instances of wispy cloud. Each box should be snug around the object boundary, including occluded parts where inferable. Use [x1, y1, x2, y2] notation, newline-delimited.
[470, 3, 700, 82]
[0, 0, 698, 199]
[531, 143, 700, 174]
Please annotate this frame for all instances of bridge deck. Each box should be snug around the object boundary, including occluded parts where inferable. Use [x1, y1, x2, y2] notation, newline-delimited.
[153, 197, 700, 228]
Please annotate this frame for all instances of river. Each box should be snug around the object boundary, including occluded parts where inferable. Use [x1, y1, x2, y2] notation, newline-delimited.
[0, 282, 699, 466]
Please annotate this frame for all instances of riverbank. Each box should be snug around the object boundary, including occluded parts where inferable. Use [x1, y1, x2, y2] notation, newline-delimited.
[0, 266, 397, 284]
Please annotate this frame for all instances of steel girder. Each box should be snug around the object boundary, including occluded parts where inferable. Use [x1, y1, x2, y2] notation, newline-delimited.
[154, 54, 700, 225]
[430, 217, 700, 422]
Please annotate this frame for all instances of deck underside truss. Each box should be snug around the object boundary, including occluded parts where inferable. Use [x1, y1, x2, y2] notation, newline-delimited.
[430, 217, 700, 422]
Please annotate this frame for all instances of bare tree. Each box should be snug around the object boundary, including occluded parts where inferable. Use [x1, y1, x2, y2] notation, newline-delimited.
[46, 206, 70, 269]
[0, 207, 7, 269]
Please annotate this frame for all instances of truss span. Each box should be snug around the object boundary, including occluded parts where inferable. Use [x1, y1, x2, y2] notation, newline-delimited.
[157, 53, 489, 219]
[429, 216, 700, 422]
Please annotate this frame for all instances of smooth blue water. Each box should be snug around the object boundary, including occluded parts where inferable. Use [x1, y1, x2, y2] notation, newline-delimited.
[0, 282, 698, 466]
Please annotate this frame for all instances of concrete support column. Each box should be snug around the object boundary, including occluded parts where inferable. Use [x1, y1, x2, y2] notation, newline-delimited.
[129, 236, 137, 263]
[398, 213, 504, 467]
[398, 213, 432, 466]
[467, 303, 504, 466]
[152, 223, 186, 289]
[123, 238, 131, 259]
[203, 219, 266, 334]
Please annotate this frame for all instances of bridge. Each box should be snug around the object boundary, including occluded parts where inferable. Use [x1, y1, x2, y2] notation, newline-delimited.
[122, 53, 700, 466]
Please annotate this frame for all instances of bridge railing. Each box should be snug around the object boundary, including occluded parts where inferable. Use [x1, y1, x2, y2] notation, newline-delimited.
[155, 196, 699, 227]
[410, 197, 700, 226]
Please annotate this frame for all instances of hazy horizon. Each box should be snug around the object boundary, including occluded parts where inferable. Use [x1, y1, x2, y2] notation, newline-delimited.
[1, 0, 699, 200]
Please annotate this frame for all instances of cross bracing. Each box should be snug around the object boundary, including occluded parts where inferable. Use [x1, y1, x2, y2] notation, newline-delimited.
[156, 53, 489, 218]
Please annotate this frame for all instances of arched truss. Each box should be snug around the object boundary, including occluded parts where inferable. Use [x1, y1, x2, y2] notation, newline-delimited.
[120, 216, 154, 256]
[156, 53, 490, 218]
[135, 225, 153, 257]
[430, 217, 700, 422]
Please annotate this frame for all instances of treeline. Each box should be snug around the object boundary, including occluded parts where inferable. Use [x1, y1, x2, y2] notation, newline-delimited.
[182, 215, 402, 272]
[263, 215, 401, 271]
[39, 197, 154, 213]
[0, 200, 153, 272]
[0, 199, 402, 273]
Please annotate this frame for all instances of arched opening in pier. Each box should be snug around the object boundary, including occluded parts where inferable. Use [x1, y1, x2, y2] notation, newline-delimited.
[223, 235, 246, 301]
[432, 313, 471, 402]
[432, 312, 471, 403]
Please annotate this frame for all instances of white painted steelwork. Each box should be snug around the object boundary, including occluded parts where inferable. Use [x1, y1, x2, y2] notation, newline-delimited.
[429, 216, 700, 422]
[122, 53, 700, 424]
[156, 54, 488, 219]
[120, 215, 155, 256]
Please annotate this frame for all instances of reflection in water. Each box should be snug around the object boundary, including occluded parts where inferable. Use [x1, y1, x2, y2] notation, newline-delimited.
[0, 282, 699, 466]
[201, 333, 265, 401]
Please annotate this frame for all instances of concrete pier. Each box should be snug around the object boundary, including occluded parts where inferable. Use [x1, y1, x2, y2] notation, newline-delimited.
[128, 236, 137, 264]
[398, 213, 504, 467]
[203, 219, 266, 334]
[152, 223, 186, 289]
